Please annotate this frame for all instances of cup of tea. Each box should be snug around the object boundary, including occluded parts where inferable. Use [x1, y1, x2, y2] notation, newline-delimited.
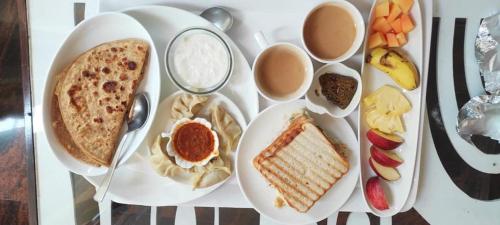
[252, 32, 314, 102]
[301, 0, 365, 63]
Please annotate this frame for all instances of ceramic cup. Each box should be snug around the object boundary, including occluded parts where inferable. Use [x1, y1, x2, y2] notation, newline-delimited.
[252, 32, 314, 102]
[301, 0, 365, 63]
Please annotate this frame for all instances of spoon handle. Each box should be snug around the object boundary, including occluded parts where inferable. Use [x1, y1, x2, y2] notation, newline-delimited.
[94, 132, 130, 202]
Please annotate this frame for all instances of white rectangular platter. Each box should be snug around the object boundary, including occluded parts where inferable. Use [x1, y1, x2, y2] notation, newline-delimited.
[358, 0, 425, 217]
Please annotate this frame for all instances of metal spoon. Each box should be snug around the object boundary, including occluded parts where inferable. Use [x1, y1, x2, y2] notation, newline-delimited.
[200, 7, 233, 32]
[94, 93, 150, 202]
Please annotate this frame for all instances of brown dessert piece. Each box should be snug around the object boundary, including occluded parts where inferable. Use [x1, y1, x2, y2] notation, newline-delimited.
[319, 73, 357, 109]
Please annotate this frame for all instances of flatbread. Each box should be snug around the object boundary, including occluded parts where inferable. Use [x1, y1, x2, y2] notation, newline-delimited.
[52, 94, 102, 166]
[54, 39, 149, 166]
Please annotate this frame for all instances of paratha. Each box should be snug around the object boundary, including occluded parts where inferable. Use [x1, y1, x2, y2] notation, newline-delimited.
[54, 39, 149, 166]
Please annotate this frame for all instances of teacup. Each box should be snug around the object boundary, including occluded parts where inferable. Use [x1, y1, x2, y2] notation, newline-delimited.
[301, 0, 365, 63]
[252, 32, 314, 102]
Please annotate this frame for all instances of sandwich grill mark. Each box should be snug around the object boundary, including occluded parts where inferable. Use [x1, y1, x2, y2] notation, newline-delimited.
[285, 143, 341, 178]
[272, 155, 329, 190]
[275, 147, 334, 185]
[262, 161, 320, 200]
[292, 137, 341, 172]
[268, 157, 325, 196]
[258, 164, 314, 207]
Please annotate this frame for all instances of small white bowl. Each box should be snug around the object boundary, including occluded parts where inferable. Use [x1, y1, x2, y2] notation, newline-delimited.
[305, 63, 362, 118]
[301, 0, 365, 64]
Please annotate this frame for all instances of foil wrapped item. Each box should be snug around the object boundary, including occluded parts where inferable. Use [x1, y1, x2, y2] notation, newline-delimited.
[475, 12, 500, 94]
[457, 95, 500, 145]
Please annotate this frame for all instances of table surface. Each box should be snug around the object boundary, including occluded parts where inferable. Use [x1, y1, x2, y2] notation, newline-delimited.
[1, 0, 500, 224]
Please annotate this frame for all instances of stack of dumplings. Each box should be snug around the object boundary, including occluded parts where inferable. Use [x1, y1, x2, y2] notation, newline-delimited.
[150, 93, 242, 189]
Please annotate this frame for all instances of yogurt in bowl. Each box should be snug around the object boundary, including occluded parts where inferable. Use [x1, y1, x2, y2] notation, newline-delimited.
[166, 27, 233, 94]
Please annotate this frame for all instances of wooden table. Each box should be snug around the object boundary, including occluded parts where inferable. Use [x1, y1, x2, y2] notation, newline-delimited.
[1, 0, 499, 224]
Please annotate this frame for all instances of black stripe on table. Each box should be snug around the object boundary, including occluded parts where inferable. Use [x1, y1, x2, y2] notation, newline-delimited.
[219, 208, 259, 225]
[157, 206, 177, 225]
[111, 202, 150, 225]
[427, 17, 500, 200]
[392, 208, 429, 224]
[452, 18, 470, 108]
[195, 207, 214, 225]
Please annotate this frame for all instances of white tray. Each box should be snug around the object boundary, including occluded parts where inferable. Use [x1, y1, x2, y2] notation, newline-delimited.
[88, 0, 432, 213]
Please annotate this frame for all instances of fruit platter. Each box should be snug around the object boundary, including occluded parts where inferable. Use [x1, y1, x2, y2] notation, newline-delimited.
[359, 0, 425, 217]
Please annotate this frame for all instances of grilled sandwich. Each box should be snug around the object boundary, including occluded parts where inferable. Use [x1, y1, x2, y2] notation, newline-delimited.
[253, 114, 349, 212]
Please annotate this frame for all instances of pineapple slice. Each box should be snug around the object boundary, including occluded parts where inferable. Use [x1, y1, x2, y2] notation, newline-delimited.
[366, 108, 405, 133]
[363, 85, 411, 116]
[363, 85, 410, 134]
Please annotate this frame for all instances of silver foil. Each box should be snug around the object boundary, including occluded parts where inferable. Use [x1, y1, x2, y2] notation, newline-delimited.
[457, 95, 500, 144]
[475, 12, 500, 94]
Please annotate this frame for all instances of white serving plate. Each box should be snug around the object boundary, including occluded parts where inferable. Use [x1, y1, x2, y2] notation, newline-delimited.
[147, 91, 246, 187]
[41, 12, 161, 176]
[83, 5, 259, 205]
[358, 0, 424, 217]
[83, 91, 246, 205]
[306, 63, 363, 118]
[236, 100, 360, 225]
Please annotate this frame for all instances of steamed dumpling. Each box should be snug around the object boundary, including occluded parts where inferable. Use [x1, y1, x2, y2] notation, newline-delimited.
[171, 93, 208, 119]
[211, 105, 242, 153]
[149, 134, 231, 189]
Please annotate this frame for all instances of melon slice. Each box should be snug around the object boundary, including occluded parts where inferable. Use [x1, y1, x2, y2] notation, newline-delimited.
[396, 33, 407, 45]
[386, 33, 399, 47]
[393, 0, 414, 14]
[386, 3, 402, 22]
[390, 18, 403, 33]
[400, 14, 415, 33]
[375, 0, 390, 18]
[372, 17, 392, 33]
[368, 32, 387, 49]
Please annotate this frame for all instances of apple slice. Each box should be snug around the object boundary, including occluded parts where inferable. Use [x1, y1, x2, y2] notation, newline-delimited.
[366, 129, 403, 150]
[369, 157, 401, 181]
[366, 177, 389, 210]
[370, 145, 403, 167]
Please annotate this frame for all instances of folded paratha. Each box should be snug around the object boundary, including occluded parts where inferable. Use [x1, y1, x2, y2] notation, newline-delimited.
[54, 39, 149, 166]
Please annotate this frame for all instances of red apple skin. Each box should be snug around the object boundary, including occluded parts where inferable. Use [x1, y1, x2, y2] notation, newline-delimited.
[366, 176, 389, 210]
[370, 145, 403, 167]
[369, 157, 401, 181]
[367, 129, 403, 150]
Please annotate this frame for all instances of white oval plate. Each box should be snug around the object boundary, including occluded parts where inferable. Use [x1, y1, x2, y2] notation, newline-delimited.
[358, 0, 423, 217]
[147, 91, 246, 187]
[83, 5, 259, 205]
[305, 63, 362, 118]
[237, 100, 360, 225]
[41, 12, 161, 176]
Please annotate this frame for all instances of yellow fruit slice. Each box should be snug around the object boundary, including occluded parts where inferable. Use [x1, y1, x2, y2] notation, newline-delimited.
[366, 108, 405, 133]
[363, 85, 411, 116]
[367, 47, 419, 90]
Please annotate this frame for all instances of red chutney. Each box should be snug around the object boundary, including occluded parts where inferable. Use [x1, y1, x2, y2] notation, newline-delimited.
[173, 122, 215, 162]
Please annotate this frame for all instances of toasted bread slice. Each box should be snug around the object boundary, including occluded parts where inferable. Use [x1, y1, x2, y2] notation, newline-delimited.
[253, 115, 349, 212]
